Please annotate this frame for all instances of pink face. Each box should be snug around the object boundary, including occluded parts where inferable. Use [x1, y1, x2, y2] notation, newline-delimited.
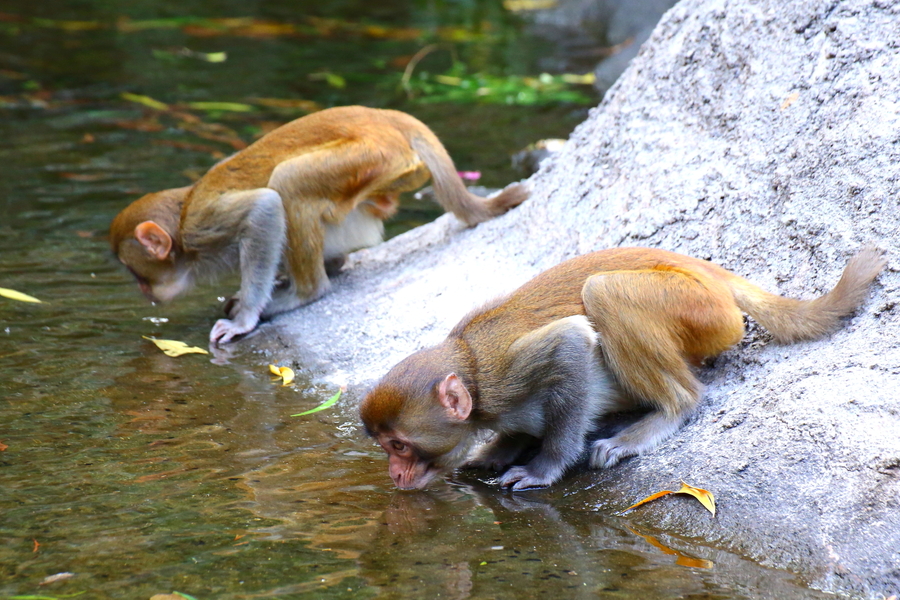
[375, 434, 443, 490]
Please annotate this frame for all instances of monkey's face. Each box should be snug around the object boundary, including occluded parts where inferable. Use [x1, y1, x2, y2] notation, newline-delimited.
[116, 239, 192, 303]
[362, 363, 477, 490]
[364, 401, 477, 490]
[370, 425, 472, 490]
[374, 432, 444, 490]
[362, 392, 473, 490]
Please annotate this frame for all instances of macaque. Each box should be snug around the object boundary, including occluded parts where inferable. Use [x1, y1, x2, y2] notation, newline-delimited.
[361, 246, 886, 491]
[110, 106, 528, 344]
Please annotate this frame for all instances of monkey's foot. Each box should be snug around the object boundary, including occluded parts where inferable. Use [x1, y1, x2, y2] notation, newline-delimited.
[498, 466, 555, 491]
[589, 438, 635, 469]
[210, 314, 259, 344]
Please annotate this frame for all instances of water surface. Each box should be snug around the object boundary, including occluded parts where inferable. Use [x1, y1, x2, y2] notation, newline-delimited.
[1, 2, 833, 598]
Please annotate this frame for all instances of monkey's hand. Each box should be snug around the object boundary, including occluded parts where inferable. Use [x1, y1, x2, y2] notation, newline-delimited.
[498, 465, 557, 491]
[210, 313, 259, 345]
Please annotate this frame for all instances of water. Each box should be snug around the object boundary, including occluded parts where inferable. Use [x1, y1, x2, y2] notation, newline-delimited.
[0, 1, 833, 598]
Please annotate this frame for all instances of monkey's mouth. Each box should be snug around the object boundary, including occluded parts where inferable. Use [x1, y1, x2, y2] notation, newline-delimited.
[398, 464, 442, 490]
[137, 281, 159, 303]
[126, 268, 159, 302]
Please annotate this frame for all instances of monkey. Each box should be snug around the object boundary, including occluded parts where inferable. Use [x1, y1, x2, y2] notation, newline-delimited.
[360, 246, 886, 491]
[109, 105, 528, 344]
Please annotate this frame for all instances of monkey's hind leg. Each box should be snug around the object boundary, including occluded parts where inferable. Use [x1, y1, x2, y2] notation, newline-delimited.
[263, 144, 408, 316]
[581, 268, 745, 468]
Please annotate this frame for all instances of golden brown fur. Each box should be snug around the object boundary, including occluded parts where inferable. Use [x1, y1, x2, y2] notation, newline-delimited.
[110, 106, 527, 343]
[361, 247, 886, 490]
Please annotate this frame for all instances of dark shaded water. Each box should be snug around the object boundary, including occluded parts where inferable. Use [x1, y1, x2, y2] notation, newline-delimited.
[0, 1, 834, 598]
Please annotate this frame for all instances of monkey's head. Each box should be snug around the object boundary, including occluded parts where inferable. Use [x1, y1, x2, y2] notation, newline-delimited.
[361, 348, 479, 490]
[110, 187, 192, 303]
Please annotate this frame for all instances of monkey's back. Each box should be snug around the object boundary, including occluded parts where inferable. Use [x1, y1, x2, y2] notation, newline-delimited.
[454, 247, 737, 350]
[184, 106, 425, 212]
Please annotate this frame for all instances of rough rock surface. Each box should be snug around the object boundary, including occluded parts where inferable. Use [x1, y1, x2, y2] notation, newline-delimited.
[251, 0, 900, 597]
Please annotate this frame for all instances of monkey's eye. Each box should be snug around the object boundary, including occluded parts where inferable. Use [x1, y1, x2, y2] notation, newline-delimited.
[390, 440, 409, 454]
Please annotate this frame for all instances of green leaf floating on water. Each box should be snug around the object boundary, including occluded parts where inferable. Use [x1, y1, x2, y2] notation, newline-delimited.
[292, 388, 343, 416]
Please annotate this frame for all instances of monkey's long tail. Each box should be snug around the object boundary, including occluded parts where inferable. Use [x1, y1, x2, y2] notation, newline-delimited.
[726, 247, 886, 343]
[393, 115, 527, 226]
[410, 133, 528, 226]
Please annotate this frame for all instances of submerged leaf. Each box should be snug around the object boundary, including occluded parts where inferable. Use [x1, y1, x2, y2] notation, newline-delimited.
[121, 92, 169, 111]
[292, 387, 343, 416]
[620, 481, 716, 516]
[628, 527, 714, 569]
[33, 17, 103, 31]
[0, 287, 42, 303]
[308, 71, 346, 89]
[143, 336, 209, 357]
[251, 97, 321, 112]
[560, 72, 596, 85]
[187, 101, 254, 112]
[40, 572, 74, 585]
[405, 63, 594, 106]
[269, 364, 295, 386]
[503, 0, 558, 11]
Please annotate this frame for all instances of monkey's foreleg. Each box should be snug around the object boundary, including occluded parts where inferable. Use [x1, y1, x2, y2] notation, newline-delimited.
[497, 316, 611, 490]
[210, 189, 286, 344]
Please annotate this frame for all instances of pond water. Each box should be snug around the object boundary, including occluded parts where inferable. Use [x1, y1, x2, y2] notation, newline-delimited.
[1, 1, 834, 599]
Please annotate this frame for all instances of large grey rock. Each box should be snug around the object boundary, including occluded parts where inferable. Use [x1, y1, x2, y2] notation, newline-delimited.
[524, 0, 680, 91]
[250, 0, 900, 597]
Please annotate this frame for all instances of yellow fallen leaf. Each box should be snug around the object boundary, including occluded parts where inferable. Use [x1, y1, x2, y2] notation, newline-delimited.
[620, 481, 716, 516]
[621, 489, 674, 513]
[269, 364, 294, 386]
[0, 287, 42, 303]
[143, 336, 209, 357]
[781, 91, 800, 110]
[676, 481, 716, 516]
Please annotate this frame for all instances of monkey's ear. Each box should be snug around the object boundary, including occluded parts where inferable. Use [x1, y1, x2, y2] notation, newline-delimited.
[134, 221, 173, 260]
[437, 373, 472, 421]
